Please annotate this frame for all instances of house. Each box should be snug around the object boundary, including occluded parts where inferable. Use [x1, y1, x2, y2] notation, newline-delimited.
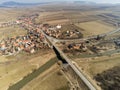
[56, 25, 62, 29]
[30, 48, 35, 53]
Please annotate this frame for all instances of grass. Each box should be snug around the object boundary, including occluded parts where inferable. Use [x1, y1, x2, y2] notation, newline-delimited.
[30, 69, 69, 90]
[0, 50, 55, 90]
[76, 54, 120, 77]
[0, 4, 120, 90]
[75, 21, 115, 37]
[69, 49, 120, 59]
[35, 11, 69, 25]
[57, 87, 69, 90]
[0, 9, 18, 22]
[73, 54, 120, 90]
[8, 57, 57, 90]
[70, 53, 95, 59]
[0, 60, 36, 90]
[69, 53, 98, 59]
[0, 8, 34, 22]
[0, 26, 27, 40]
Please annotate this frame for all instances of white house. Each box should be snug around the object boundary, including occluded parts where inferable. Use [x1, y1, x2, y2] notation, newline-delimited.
[56, 25, 62, 29]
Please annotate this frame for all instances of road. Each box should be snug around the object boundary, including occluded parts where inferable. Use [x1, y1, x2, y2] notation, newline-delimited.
[3, 14, 120, 90]
[41, 27, 120, 90]
[44, 28, 120, 43]
[103, 28, 120, 36]
[41, 31, 97, 90]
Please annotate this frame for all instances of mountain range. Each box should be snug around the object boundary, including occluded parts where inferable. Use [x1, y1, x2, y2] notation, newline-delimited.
[0, 1, 51, 7]
[0, 1, 102, 8]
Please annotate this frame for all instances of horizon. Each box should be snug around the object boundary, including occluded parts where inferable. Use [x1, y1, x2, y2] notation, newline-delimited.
[0, 0, 120, 4]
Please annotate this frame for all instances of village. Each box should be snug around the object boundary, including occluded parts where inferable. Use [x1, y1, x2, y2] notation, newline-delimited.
[0, 13, 120, 57]
[0, 1, 120, 90]
[0, 13, 83, 55]
[62, 33, 120, 57]
[0, 21, 17, 28]
[0, 14, 48, 55]
[43, 24, 83, 39]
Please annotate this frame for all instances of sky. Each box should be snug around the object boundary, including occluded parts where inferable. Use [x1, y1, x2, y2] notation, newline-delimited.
[0, 0, 120, 4]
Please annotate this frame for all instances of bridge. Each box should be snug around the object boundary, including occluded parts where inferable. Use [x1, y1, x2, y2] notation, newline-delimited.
[41, 30, 97, 90]
[41, 27, 120, 90]
[17, 14, 120, 89]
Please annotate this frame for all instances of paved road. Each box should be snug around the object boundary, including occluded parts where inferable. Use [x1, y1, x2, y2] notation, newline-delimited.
[46, 28, 120, 43]
[41, 31, 97, 90]
[41, 28, 120, 90]
[13, 15, 120, 90]
[103, 28, 120, 36]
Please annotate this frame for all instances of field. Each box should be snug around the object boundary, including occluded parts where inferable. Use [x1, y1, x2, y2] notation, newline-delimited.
[74, 54, 120, 77]
[95, 66, 120, 90]
[0, 8, 24, 22]
[0, 3, 120, 90]
[36, 5, 117, 38]
[72, 53, 120, 89]
[36, 4, 120, 90]
[21, 64, 69, 90]
[35, 11, 70, 25]
[75, 21, 116, 37]
[0, 49, 56, 90]
[0, 8, 37, 41]
[0, 8, 18, 22]
[0, 8, 37, 22]
[0, 7, 69, 90]
[0, 26, 27, 40]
